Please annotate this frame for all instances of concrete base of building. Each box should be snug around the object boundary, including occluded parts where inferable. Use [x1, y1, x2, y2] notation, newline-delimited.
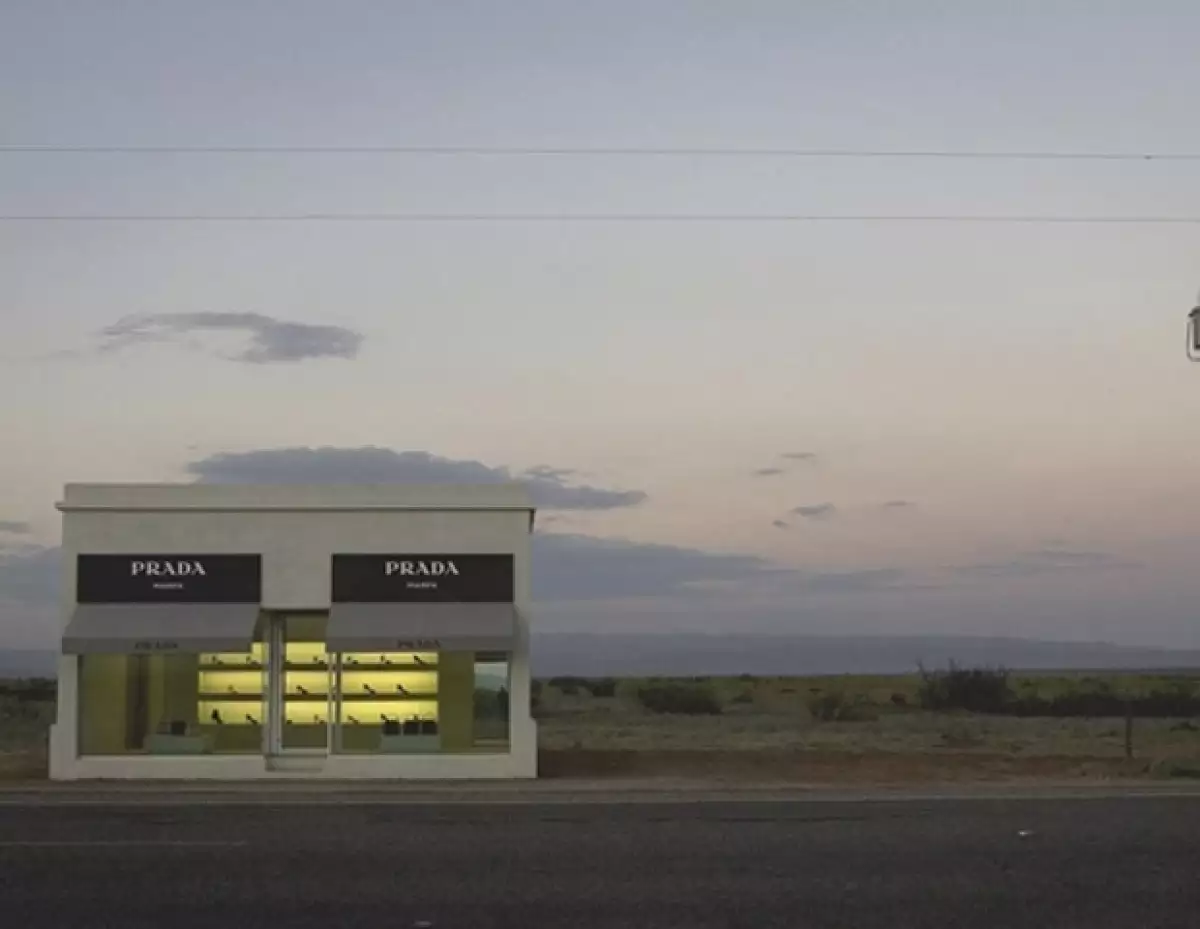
[47, 722, 538, 781]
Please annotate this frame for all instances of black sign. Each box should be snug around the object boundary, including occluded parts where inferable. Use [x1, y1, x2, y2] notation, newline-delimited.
[131, 640, 183, 653]
[332, 554, 514, 603]
[393, 638, 442, 650]
[76, 555, 262, 604]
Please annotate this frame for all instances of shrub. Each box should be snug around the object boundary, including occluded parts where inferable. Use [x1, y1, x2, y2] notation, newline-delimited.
[940, 721, 985, 748]
[917, 666, 1200, 719]
[1011, 691, 1123, 717]
[1151, 758, 1200, 779]
[636, 684, 722, 716]
[0, 678, 55, 702]
[1009, 688, 1200, 719]
[587, 678, 618, 698]
[1137, 688, 1200, 718]
[918, 662, 1012, 714]
[835, 702, 880, 723]
[808, 691, 877, 722]
[808, 691, 846, 721]
[548, 676, 589, 696]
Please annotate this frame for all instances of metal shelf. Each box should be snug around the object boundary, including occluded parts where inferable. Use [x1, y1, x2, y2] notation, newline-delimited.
[200, 662, 438, 671]
[201, 693, 438, 702]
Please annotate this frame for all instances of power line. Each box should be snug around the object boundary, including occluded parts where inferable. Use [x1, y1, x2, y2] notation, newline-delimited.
[2, 145, 1200, 161]
[0, 213, 1198, 224]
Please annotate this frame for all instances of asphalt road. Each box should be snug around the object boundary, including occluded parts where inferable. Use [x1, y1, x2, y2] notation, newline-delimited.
[2, 795, 1199, 928]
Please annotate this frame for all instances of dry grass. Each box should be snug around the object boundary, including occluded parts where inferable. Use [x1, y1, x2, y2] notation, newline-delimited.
[537, 748, 1155, 784]
[537, 701, 1200, 758]
[534, 673, 1200, 780]
[0, 688, 53, 780]
[4, 671, 1200, 783]
[0, 749, 46, 780]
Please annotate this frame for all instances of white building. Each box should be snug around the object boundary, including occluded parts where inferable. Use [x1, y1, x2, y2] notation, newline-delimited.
[49, 483, 537, 780]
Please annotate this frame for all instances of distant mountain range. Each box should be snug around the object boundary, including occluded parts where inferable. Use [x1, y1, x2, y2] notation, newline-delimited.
[3, 634, 1200, 680]
[0, 650, 56, 678]
[0, 651, 56, 678]
[530, 634, 1200, 677]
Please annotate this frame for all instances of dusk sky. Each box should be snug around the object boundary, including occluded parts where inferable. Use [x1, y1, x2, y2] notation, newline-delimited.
[3, 2, 1200, 651]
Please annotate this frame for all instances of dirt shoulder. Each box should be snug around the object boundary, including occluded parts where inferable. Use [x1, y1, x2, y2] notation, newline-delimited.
[538, 747, 1197, 784]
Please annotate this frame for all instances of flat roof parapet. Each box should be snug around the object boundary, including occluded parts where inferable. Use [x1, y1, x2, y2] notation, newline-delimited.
[57, 483, 535, 514]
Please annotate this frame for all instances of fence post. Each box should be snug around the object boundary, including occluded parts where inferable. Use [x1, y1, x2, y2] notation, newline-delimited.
[1124, 699, 1134, 760]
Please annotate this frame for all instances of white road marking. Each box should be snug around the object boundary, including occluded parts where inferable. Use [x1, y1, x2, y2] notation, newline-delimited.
[0, 840, 248, 847]
[1, 786, 1200, 808]
[1, 789, 1200, 807]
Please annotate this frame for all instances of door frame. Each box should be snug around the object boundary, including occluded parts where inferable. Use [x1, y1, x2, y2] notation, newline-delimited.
[265, 613, 332, 756]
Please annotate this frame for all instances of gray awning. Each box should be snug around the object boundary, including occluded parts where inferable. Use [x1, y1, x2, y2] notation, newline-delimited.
[326, 603, 516, 653]
[62, 603, 262, 654]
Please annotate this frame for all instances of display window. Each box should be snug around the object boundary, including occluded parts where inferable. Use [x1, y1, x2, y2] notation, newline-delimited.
[79, 647, 265, 755]
[78, 641, 512, 756]
[334, 650, 439, 753]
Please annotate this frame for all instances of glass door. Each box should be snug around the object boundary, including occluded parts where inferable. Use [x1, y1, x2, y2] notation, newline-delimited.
[267, 613, 331, 754]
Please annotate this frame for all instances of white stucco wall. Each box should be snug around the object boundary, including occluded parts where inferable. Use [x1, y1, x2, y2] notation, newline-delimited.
[50, 483, 537, 781]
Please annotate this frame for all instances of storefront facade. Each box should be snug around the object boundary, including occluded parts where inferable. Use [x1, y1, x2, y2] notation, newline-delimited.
[49, 483, 537, 780]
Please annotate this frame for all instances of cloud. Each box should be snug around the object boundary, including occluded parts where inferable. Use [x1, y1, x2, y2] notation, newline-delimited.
[0, 521, 31, 535]
[97, 312, 363, 363]
[185, 447, 647, 511]
[772, 519, 790, 530]
[951, 548, 1140, 579]
[805, 568, 908, 593]
[882, 500, 915, 509]
[522, 465, 578, 482]
[0, 445, 933, 648]
[531, 533, 789, 601]
[792, 503, 837, 521]
[754, 453, 819, 476]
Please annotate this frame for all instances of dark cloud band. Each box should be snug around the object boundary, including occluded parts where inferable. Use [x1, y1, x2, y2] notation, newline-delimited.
[186, 447, 647, 512]
[792, 503, 837, 520]
[98, 312, 363, 363]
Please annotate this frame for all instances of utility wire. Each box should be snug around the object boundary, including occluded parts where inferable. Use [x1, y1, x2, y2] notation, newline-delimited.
[3, 145, 1200, 161]
[1, 213, 1198, 224]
